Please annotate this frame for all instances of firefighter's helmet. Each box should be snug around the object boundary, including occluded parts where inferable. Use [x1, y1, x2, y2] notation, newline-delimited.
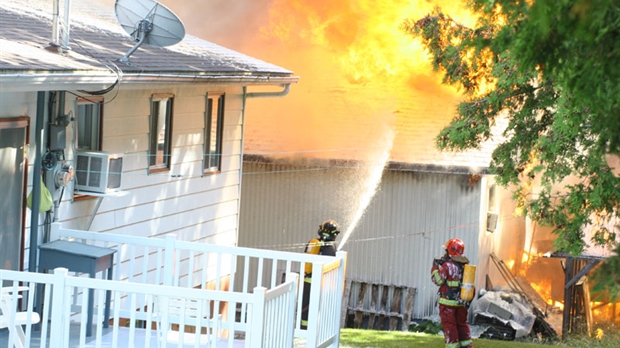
[318, 219, 340, 239]
[444, 238, 465, 257]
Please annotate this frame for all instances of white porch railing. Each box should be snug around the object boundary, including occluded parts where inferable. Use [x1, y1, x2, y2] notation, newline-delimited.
[1, 268, 299, 348]
[45, 223, 347, 348]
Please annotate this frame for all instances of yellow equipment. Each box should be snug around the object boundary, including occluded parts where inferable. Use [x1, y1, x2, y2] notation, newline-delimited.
[460, 264, 476, 302]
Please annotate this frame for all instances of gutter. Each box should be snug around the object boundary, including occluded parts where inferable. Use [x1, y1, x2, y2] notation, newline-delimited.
[1, 72, 298, 91]
[122, 74, 298, 86]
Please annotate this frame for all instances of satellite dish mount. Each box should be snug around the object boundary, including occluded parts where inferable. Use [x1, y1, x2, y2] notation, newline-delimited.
[114, 0, 185, 64]
[119, 14, 154, 63]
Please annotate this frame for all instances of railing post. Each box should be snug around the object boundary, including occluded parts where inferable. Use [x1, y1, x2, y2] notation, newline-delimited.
[285, 273, 300, 348]
[334, 252, 348, 347]
[250, 286, 267, 348]
[306, 262, 324, 348]
[50, 268, 68, 346]
[336, 251, 348, 292]
[163, 234, 176, 286]
[4, 281, 19, 347]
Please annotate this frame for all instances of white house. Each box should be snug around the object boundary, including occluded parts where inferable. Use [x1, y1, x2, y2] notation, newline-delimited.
[0, 0, 297, 280]
[0, 1, 353, 347]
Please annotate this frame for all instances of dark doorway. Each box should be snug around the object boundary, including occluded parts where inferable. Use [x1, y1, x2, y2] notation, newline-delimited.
[0, 117, 29, 274]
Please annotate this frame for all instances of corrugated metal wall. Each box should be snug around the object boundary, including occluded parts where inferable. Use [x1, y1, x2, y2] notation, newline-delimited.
[238, 161, 483, 319]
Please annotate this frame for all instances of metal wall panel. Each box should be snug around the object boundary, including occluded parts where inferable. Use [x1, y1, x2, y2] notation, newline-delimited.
[239, 161, 484, 319]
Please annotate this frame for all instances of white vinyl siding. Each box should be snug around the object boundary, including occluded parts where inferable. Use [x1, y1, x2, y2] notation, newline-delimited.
[4, 85, 246, 248]
[238, 162, 485, 319]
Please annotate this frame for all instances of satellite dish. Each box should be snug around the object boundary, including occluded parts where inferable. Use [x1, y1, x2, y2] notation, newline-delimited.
[114, 0, 185, 63]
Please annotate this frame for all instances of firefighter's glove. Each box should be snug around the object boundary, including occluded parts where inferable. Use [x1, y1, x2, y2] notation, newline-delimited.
[458, 299, 471, 307]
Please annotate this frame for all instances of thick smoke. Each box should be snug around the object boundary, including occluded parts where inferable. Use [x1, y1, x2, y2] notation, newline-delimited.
[146, 0, 487, 165]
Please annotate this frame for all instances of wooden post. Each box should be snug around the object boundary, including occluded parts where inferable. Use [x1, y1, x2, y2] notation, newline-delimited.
[562, 258, 574, 338]
[340, 279, 352, 329]
[402, 287, 416, 331]
[380, 285, 389, 323]
[389, 287, 402, 330]
[354, 282, 367, 328]
[576, 276, 592, 337]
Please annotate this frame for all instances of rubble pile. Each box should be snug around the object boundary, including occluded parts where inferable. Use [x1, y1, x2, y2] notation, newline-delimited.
[471, 289, 537, 340]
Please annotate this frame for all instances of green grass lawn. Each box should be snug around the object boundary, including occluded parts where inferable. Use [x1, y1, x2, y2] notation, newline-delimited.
[338, 328, 620, 348]
[339, 329, 548, 348]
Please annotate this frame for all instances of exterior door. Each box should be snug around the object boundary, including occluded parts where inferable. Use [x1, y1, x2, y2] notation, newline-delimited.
[0, 117, 29, 272]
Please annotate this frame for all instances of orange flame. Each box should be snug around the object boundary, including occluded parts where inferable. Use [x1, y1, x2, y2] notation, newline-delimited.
[262, 0, 477, 83]
[530, 279, 552, 301]
[522, 252, 529, 264]
[164, 0, 481, 163]
[506, 259, 515, 270]
[250, 0, 476, 161]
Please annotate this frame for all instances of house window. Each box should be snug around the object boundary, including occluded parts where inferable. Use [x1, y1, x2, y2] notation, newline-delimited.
[76, 97, 103, 151]
[149, 94, 174, 172]
[203, 93, 224, 173]
[486, 184, 498, 232]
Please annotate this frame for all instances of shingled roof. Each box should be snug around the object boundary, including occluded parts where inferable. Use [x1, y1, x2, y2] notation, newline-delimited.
[0, 0, 297, 87]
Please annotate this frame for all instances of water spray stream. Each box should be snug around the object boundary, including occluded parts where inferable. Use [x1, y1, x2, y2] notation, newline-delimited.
[338, 129, 395, 250]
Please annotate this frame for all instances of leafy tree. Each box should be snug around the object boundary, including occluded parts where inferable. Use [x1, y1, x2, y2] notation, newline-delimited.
[401, 0, 620, 299]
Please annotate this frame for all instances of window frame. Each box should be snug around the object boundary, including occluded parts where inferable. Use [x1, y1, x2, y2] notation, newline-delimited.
[73, 97, 103, 201]
[486, 183, 499, 232]
[76, 97, 103, 151]
[203, 92, 225, 174]
[148, 93, 174, 174]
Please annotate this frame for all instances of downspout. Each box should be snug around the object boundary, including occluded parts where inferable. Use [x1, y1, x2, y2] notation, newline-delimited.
[245, 84, 290, 99]
[236, 84, 291, 245]
[28, 91, 46, 273]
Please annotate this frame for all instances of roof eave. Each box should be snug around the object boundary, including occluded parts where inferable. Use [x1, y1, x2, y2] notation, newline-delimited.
[386, 161, 490, 175]
[0, 71, 299, 92]
[0, 71, 119, 92]
[242, 154, 490, 175]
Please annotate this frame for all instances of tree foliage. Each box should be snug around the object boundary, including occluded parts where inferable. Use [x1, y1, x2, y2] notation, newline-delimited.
[402, 0, 620, 299]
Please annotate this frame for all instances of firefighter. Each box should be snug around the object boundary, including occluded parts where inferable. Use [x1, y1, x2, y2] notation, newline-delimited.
[301, 219, 340, 329]
[431, 238, 474, 348]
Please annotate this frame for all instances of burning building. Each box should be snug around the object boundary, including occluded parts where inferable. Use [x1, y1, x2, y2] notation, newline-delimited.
[152, 0, 620, 338]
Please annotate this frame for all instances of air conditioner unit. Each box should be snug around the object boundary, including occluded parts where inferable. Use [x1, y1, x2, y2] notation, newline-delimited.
[75, 151, 123, 194]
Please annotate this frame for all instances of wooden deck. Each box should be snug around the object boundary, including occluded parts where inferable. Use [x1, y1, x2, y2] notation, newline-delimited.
[1, 325, 242, 347]
[1, 325, 311, 347]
